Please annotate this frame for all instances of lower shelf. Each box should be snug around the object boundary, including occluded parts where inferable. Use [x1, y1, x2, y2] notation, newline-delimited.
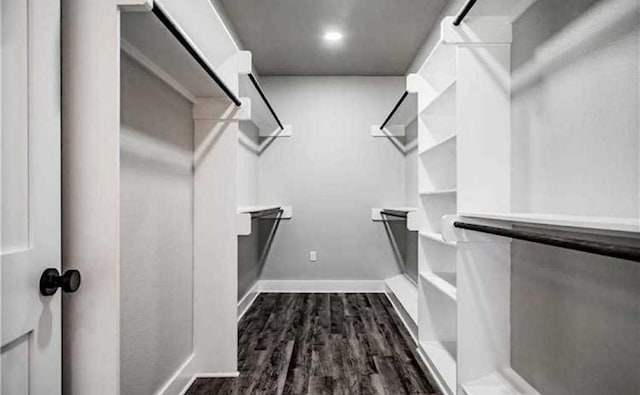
[462, 368, 540, 395]
[419, 341, 457, 395]
[420, 271, 457, 301]
[384, 274, 418, 325]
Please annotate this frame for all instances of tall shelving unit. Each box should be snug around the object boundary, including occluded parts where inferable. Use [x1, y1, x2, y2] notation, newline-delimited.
[449, 1, 640, 393]
[412, 15, 516, 395]
[414, 36, 458, 395]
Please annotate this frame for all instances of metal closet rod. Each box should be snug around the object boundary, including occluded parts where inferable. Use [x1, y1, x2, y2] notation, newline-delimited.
[151, 5, 242, 107]
[453, 0, 478, 26]
[453, 221, 640, 263]
[248, 73, 284, 130]
[380, 91, 409, 130]
[381, 210, 409, 219]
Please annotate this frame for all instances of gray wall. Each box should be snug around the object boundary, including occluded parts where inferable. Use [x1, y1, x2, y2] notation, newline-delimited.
[258, 76, 407, 281]
[120, 55, 194, 394]
[510, 1, 640, 393]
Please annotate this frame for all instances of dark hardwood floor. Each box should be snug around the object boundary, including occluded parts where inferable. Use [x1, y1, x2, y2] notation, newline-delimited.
[187, 293, 441, 395]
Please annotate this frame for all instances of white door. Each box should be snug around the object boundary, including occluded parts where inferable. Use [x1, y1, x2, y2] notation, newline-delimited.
[1, 0, 66, 393]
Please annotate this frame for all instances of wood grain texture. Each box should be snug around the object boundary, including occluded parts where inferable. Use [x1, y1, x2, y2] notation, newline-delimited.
[186, 293, 440, 394]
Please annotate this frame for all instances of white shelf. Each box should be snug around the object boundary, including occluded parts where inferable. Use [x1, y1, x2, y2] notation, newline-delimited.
[372, 207, 419, 231]
[238, 205, 280, 214]
[420, 231, 457, 247]
[419, 341, 457, 395]
[237, 205, 292, 236]
[420, 272, 457, 302]
[463, 368, 540, 395]
[385, 274, 418, 324]
[238, 73, 291, 138]
[417, 38, 456, 84]
[420, 189, 457, 196]
[121, 11, 228, 101]
[458, 212, 640, 234]
[419, 134, 456, 155]
[422, 80, 456, 115]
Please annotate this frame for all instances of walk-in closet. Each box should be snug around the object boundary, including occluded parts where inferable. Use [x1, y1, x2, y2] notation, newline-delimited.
[1, 0, 637, 394]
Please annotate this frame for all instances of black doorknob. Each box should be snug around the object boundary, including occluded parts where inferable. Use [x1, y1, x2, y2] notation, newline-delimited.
[40, 268, 81, 296]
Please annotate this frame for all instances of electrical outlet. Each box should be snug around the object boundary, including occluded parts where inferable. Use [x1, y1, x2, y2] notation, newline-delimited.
[309, 251, 317, 262]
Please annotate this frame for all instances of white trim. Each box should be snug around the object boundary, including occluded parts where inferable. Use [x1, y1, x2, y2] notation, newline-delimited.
[417, 346, 451, 395]
[176, 371, 240, 395]
[258, 280, 386, 293]
[384, 290, 418, 345]
[194, 371, 240, 378]
[237, 282, 261, 321]
[177, 376, 197, 395]
[155, 353, 195, 395]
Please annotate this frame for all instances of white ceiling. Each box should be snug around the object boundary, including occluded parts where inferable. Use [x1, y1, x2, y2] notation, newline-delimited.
[217, 0, 450, 76]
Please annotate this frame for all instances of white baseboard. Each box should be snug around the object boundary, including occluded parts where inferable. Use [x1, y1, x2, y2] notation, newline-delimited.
[156, 353, 195, 395]
[258, 280, 385, 293]
[416, 346, 450, 395]
[176, 371, 240, 395]
[238, 282, 261, 321]
[193, 371, 240, 378]
[384, 290, 419, 345]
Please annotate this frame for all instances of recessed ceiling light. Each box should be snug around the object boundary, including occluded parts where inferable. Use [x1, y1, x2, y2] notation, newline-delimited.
[323, 31, 344, 43]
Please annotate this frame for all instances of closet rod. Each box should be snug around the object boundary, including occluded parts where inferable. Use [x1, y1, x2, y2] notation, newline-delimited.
[248, 73, 284, 130]
[381, 210, 409, 219]
[151, 5, 242, 107]
[453, 0, 478, 26]
[453, 221, 640, 263]
[380, 91, 409, 130]
[249, 207, 283, 219]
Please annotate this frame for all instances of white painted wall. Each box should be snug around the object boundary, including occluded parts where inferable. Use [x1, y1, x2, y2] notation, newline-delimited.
[120, 54, 194, 395]
[510, 1, 640, 393]
[257, 77, 407, 281]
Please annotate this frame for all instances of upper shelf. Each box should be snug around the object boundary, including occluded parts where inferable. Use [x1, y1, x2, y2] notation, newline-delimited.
[372, 207, 419, 231]
[237, 52, 289, 137]
[237, 206, 293, 236]
[121, 5, 241, 104]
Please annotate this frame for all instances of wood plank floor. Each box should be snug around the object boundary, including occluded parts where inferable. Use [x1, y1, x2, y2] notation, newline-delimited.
[186, 293, 441, 395]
